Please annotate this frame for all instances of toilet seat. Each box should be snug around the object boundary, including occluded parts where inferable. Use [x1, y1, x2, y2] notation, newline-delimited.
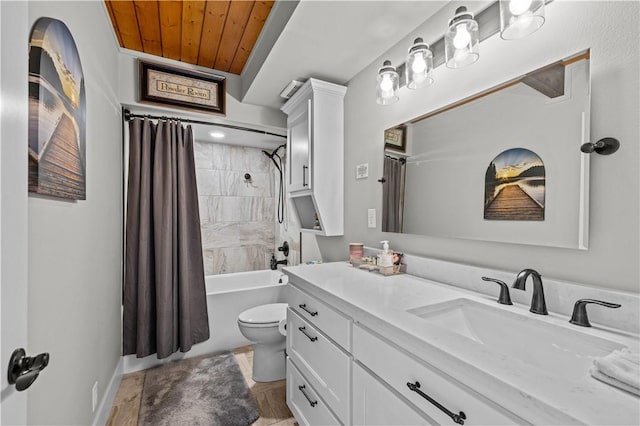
[238, 303, 287, 328]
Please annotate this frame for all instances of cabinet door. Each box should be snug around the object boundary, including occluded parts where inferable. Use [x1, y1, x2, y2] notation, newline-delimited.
[353, 363, 434, 426]
[287, 358, 341, 426]
[287, 99, 312, 192]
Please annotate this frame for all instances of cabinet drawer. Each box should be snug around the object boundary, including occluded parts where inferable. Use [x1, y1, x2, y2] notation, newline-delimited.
[353, 362, 435, 426]
[353, 325, 522, 426]
[287, 358, 341, 426]
[287, 308, 350, 423]
[288, 284, 351, 350]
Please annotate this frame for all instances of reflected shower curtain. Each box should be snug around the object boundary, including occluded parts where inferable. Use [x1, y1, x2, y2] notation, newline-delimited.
[382, 156, 405, 233]
[123, 118, 209, 359]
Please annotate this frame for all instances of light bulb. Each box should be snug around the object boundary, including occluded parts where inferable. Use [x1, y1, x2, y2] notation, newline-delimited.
[379, 74, 393, 92]
[453, 24, 471, 49]
[509, 0, 532, 16]
[411, 55, 427, 74]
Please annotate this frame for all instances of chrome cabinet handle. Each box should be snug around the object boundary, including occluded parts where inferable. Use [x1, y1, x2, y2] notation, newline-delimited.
[298, 303, 318, 316]
[407, 381, 466, 425]
[298, 326, 318, 342]
[302, 165, 309, 187]
[298, 385, 317, 407]
[570, 298, 621, 327]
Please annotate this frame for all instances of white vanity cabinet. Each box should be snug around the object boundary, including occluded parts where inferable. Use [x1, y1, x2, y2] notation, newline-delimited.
[286, 283, 352, 424]
[281, 78, 346, 236]
[353, 363, 435, 425]
[352, 324, 524, 426]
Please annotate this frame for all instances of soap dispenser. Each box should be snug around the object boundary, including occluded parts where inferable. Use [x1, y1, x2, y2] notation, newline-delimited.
[379, 240, 393, 267]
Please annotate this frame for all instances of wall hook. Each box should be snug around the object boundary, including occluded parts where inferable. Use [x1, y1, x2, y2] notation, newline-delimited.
[580, 137, 620, 155]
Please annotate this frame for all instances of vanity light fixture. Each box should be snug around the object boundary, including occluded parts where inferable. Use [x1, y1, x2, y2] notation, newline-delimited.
[376, 1, 552, 106]
[445, 6, 480, 69]
[209, 131, 225, 139]
[406, 38, 434, 89]
[376, 60, 400, 105]
[499, 0, 545, 40]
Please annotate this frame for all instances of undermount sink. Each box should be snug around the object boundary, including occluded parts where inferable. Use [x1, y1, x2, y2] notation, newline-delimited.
[407, 298, 625, 377]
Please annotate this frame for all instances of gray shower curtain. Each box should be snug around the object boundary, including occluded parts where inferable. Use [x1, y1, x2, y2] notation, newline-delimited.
[123, 118, 209, 359]
[382, 156, 405, 233]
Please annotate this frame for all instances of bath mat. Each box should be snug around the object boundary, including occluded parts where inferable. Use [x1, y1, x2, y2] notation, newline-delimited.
[138, 352, 260, 426]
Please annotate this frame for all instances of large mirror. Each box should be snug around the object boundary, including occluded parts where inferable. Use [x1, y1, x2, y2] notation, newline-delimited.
[382, 51, 590, 249]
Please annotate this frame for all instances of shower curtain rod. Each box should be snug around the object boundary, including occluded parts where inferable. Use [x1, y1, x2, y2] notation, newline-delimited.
[123, 109, 286, 139]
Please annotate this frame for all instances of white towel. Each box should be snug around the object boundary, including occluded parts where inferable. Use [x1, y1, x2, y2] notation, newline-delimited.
[591, 367, 640, 396]
[591, 348, 640, 396]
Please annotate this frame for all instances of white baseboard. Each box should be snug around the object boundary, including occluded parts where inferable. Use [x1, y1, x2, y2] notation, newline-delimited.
[92, 357, 124, 426]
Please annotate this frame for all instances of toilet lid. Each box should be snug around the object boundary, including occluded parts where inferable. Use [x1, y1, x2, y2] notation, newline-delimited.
[238, 303, 288, 325]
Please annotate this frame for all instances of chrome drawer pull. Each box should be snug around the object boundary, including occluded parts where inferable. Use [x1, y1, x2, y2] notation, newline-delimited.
[298, 385, 317, 407]
[302, 165, 309, 187]
[298, 326, 318, 342]
[298, 303, 318, 316]
[407, 381, 466, 425]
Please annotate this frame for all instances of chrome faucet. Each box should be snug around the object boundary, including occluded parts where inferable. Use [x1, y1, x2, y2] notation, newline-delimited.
[512, 269, 548, 315]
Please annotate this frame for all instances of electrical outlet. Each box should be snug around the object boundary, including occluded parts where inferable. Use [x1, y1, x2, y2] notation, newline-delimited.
[92, 381, 98, 412]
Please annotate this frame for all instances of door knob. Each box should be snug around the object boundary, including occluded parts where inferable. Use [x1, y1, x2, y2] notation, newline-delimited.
[7, 348, 50, 391]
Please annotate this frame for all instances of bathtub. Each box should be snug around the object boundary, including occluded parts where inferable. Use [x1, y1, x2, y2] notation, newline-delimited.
[188, 269, 288, 357]
[121, 269, 287, 374]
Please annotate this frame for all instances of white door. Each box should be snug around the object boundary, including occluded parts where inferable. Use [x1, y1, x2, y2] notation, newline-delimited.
[1, 1, 30, 424]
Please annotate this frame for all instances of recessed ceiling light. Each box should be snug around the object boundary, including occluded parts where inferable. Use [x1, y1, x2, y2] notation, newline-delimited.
[209, 131, 225, 139]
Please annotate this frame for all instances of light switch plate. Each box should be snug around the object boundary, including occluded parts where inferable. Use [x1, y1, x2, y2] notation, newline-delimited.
[367, 208, 376, 228]
[356, 163, 368, 179]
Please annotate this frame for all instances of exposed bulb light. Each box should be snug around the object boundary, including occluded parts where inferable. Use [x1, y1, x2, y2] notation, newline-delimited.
[372, 1, 549, 104]
[406, 38, 434, 90]
[452, 24, 471, 49]
[509, 0, 532, 15]
[376, 60, 399, 105]
[500, 0, 545, 40]
[445, 6, 479, 69]
[209, 131, 225, 139]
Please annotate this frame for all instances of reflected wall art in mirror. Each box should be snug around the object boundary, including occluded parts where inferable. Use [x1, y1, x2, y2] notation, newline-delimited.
[382, 50, 590, 249]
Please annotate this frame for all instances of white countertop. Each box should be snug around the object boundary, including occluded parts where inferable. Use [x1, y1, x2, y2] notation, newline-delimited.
[283, 262, 640, 425]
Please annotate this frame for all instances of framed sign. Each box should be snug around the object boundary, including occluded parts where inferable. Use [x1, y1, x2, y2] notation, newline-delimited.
[139, 61, 226, 115]
[384, 126, 406, 152]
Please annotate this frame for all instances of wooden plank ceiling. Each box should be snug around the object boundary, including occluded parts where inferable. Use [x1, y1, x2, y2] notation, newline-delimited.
[104, 0, 275, 75]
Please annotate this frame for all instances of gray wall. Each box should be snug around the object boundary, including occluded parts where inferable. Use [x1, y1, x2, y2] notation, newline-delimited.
[319, 1, 640, 293]
[27, 2, 122, 425]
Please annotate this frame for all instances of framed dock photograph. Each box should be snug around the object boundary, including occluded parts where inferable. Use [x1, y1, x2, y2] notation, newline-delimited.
[484, 148, 545, 221]
[139, 61, 226, 115]
[28, 17, 86, 200]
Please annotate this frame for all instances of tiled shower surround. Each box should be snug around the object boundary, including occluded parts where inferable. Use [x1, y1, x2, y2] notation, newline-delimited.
[194, 141, 302, 275]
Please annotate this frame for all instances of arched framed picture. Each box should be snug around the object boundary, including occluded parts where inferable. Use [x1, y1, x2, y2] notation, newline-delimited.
[28, 17, 86, 200]
[484, 148, 545, 221]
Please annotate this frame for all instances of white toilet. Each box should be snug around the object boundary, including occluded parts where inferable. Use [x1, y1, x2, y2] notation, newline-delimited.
[237, 303, 288, 382]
